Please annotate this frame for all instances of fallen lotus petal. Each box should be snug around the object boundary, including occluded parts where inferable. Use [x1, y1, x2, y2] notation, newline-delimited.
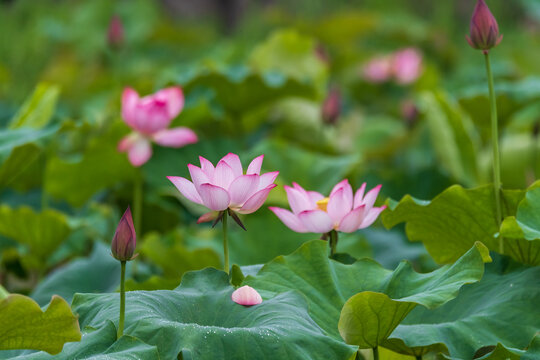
[231, 286, 263, 306]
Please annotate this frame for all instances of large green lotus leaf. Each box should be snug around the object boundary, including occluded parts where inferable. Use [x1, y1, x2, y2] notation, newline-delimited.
[0, 144, 43, 190]
[244, 240, 487, 343]
[0, 205, 71, 270]
[500, 186, 540, 265]
[0, 321, 159, 360]
[381, 184, 536, 264]
[419, 91, 480, 187]
[0, 294, 80, 354]
[179, 65, 318, 115]
[339, 291, 417, 349]
[249, 29, 328, 92]
[71, 268, 357, 359]
[9, 82, 60, 129]
[388, 260, 540, 359]
[471, 334, 540, 360]
[0, 126, 58, 163]
[44, 122, 135, 207]
[31, 242, 120, 306]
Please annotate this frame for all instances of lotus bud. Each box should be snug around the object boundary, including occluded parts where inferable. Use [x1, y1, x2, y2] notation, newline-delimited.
[111, 207, 136, 261]
[466, 0, 503, 52]
[321, 87, 341, 125]
[107, 15, 124, 50]
[231, 285, 262, 306]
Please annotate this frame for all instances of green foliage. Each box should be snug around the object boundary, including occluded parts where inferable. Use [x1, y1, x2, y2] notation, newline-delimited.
[245, 240, 487, 341]
[0, 205, 71, 270]
[389, 259, 540, 359]
[44, 122, 135, 207]
[0, 294, 80, 354]
[419, 91, 480, 187]
[71, 268, 357, 359]
[0, 321, 159, 360]
[382, 184, 540, 265]
[339, 291, 416, 348]
[31, 242, 120, 306]
[9, 83, 60, 130]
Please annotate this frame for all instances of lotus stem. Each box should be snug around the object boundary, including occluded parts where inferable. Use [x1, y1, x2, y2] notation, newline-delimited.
[329, 230, 338, 257]
[484, 51, 503, 254]
[372, 346, 379, 360]
[222, 211, 229, 274]
[117, 260, 126, 339]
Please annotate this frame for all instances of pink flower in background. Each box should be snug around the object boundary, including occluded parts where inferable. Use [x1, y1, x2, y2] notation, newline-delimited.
[118, 87, 198, 167]
[107, 15, 124, 49]
[321, 87, 342, 125]
[269, 180, 386, 234]
[167, 153, 278, 223]
[232, 286, 263, 306]
[362, 56, 393, 83]
[392, 48, 423, 85]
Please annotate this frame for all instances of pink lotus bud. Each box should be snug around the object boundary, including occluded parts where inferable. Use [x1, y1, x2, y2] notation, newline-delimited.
[362, 56, 393, 84]
[231, 285, 263, 306]
[466, 0, 503, 52]
[392, 48, 423, 85]
[107, 15, 124, 49]
[321, 87, 341, 125]
[111, 207, 136, 262]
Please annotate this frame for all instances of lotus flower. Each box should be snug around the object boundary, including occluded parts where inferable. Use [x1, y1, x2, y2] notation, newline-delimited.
[269, 180, 386, 234]
[321, 87, 341, 125]
[466, 0, 503, 52]
[392, 48, 423, 85]
[118, 87, 198, 167]
[362, 56, 393, 83]
[231, 285, 263, 306]
[167, 153, 279, 223]
[111, 207, 137, 261]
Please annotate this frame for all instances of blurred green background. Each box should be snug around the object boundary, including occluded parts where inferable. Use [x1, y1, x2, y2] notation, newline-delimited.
[1, 0, 539, 299]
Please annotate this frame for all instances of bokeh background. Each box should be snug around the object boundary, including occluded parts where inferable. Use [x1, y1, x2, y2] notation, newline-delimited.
[1, 0, 539, 301]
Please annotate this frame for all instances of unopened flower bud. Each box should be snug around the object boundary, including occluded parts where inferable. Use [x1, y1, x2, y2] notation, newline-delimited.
[466, 0, 503, 52]
[107, 15, 124, 50]
[111, 207, 136, 261]
[322, 87, 341, 125]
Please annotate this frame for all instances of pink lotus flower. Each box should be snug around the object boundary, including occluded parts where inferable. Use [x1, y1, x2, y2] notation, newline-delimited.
[167, 153, 278, 222]
[231, 285, 263, 306]
[466, 0, 503, 52]
[111, 207, 137, 261]
[118, 87, 198, 167]
[362, 56, 393, 83]
[269, 180, 386, 234]
[107, 15, 124, 49]
[392, 48, 423, 85]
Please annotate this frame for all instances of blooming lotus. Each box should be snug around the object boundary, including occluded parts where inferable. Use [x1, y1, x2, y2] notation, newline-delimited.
[168, 153, 279, 222]
[362, 56, 393, 83]
[118, 87, 198, 167]
[392, 48, 423, 85]
[270, 180, 386, 255]
[466, 0, 503, 52]
[231, 285, 263, 306]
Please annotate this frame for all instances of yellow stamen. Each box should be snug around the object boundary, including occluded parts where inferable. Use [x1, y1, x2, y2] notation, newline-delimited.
[316, 197, 330, 212]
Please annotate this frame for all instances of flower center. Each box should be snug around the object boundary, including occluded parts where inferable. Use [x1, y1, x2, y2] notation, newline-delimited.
[316, 197, 330, 212]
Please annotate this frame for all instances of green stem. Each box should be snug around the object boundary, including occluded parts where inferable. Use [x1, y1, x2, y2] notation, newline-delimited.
[222, 212, 229, 274]
[372, 346, 379, 360]
[117, 261, 126, 339]
[133, 171, 143, 237]
[484, 52, 503, 254]
[329, 230, 338, 257]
